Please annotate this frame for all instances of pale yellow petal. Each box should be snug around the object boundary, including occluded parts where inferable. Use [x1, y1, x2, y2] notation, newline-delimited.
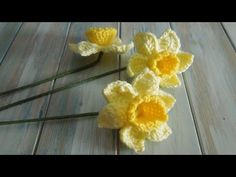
[147, 122, 172, 142]
[127, 53, 148, 77]
[120, 126, 146, 153]
[102, 42, 134, 54]
[177, 51, 194, 73]
[112, 37, 122, 45]
[134, 32, 158, 56]
[158, 90, 176, 112]
[103, 80, 137, 103]
[132, 68, 160, 96]
[69, 42, 100, 56]
[160, 74, 181, 88]
[159, 29, 181, 53]
[97, 103, 128, 129]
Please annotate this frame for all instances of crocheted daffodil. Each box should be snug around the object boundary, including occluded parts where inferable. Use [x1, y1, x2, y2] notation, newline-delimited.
[69, 27, 134, 56]
[127, 29, 194, 88]
[97, 68, 176, 152]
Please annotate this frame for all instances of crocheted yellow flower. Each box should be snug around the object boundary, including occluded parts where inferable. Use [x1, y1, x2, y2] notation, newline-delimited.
[127, 29, 194, 88]
[69, 27, 134, 56]
[97, 68, 176, 152]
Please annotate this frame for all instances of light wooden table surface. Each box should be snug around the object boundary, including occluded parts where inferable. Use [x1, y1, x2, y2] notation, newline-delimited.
[0, 22, 235, 155]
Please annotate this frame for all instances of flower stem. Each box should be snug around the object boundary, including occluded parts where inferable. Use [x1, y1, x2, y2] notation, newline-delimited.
[0, 112, 98, 126]
[0, 52, 104, 97]
[0, 66, 127, 112]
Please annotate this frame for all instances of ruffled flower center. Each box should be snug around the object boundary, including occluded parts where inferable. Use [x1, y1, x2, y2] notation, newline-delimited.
[148, 51, 180, 77]
[86, 27, 117, 46]
[128, 96, 168, 132]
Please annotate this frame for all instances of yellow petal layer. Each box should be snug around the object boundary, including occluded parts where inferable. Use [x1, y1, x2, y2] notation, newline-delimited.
[158, 90, 176, 112]
[160, 74, 181, 88]
[134, 32, 158, 56]
[97, 103, 128, 129]
[103, 80, 137, 103]
[177, 51, 194, 73]
[159, 29, 181, 53]
[132, 68, 160, 96]
[102, 41, 134, 54]
[127, 53, 148, 77]
[120, 126, 146, 153]
[147, 122, 172, 142]
[69, 42, 99, 56]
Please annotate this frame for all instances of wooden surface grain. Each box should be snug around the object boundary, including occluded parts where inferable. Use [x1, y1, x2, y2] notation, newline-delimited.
[172, 22, 236, 154]
[0, 22, 22, 64]
[0, 22, 235, 154]
[222, 22, 236, 49]
[0, 22, 69, 154]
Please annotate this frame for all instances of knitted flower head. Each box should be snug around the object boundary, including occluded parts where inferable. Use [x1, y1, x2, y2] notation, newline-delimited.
[69, 27, 134, 56]
[97, 68, 176, 152]
[127, 29, 194, 88]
